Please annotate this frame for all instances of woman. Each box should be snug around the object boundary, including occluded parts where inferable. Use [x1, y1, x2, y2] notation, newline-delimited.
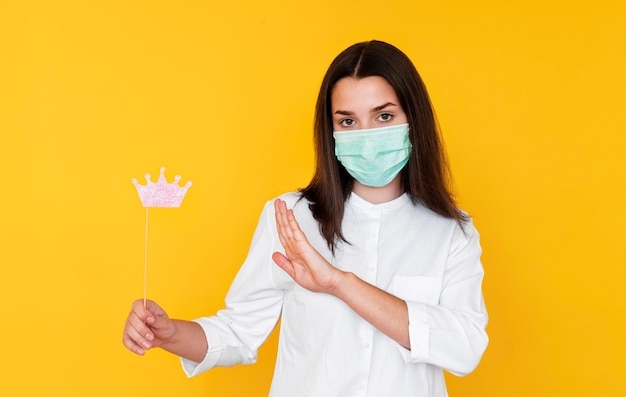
[123, 40, 488, 396]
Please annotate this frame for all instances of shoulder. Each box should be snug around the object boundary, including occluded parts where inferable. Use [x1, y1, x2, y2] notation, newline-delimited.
[275, 191, 305, 206]
[258, 191, 311, 218]
[410, 200, 479, 241]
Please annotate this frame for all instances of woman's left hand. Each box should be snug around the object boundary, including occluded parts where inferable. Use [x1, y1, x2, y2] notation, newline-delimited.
[272, 199, 411, 348]
[272, 199, 344, 294]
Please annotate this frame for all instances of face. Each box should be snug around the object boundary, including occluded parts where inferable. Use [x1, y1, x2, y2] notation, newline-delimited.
[330, 76, 407, 132]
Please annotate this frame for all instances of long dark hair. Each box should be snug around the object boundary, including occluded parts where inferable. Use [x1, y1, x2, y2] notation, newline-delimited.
[300, 40, 466, 251]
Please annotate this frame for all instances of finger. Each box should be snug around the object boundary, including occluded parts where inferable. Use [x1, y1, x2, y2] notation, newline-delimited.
[122, 332, 146, 356]
[273, 200, 287, 244]
[274, 199, 294, 242]
[124, 319, 153, 351]
[131, 299, 156, 324]
[286, 209, 306, 242]
[275, 200, 290, 238]
[123, 314, 152, 355]
[127, 310, 155, 341]
[126, 325, 153, 350]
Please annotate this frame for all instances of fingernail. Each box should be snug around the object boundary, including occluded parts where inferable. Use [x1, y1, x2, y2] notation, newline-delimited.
[142, 341, 152, 349]
[147, 316, 155, 323]
[145, 333, 154, 341]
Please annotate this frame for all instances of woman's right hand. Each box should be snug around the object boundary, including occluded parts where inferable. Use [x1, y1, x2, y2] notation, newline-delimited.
[122, 299, 176, 356]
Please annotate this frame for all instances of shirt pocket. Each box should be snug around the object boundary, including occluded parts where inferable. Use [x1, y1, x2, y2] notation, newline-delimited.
[389, 275, 442, 306]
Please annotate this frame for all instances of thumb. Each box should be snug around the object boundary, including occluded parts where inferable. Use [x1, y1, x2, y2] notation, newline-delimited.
[272, 251, 294, 275]
[149, 311, 171, 329]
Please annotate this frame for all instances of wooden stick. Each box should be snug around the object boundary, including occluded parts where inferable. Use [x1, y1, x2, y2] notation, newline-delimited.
[144, 206, 149, 307]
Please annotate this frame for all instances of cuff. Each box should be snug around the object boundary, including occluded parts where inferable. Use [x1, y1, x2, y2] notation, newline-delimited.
[180, 318, 224, 377]
[398, 300, 430, 363]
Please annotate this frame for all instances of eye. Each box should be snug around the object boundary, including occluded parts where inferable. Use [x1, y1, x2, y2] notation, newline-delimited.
[339, 118, 356, 127]
[377, 113, 393, 122]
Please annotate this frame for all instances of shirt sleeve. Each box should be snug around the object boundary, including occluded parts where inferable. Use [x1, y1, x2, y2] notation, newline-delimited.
[399, 218, 489, 376]
[181, 200, 285, 377]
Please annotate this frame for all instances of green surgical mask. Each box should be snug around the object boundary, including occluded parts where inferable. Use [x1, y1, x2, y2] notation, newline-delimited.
[334, 123, 412, 187]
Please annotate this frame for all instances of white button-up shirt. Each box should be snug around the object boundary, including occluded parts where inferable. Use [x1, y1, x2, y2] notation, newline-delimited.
[182, 192, 488, 397]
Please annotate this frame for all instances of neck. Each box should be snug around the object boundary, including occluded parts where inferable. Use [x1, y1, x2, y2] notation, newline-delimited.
[352, 175, 403, 204]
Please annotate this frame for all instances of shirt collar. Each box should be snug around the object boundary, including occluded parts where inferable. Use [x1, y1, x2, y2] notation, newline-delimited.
[347, 191, 411, 212]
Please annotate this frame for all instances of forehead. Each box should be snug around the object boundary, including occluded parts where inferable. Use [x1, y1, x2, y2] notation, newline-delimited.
[330, 76, 399, 110]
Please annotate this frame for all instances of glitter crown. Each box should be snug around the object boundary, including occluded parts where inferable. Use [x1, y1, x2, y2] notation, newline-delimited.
[132, 167, 192, 208]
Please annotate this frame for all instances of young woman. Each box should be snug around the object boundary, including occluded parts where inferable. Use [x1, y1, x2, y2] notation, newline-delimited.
[123, 40, 488, 396]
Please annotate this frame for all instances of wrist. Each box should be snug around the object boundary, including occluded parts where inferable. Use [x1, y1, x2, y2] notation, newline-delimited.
[328, 270, 354, 298]
[158, 320, 208, 363]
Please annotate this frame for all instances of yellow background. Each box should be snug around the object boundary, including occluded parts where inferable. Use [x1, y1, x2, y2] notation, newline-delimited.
[1, 1, 625, 396]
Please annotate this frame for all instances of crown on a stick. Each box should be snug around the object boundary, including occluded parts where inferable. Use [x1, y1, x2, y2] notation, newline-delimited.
[132, 167, 192, 208]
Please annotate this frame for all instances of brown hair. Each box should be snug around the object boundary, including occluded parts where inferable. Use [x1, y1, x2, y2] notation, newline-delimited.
[300, 40, 466, 251]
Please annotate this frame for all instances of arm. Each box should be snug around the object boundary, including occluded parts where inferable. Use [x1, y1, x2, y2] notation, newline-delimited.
[124, 200, 287, 376]
[272, 199, 488, 374]
[271, 199, 411, 348]
[402, 220, 488, 375]
[122, 299, 207, 363]
[333, 272, 410, 349]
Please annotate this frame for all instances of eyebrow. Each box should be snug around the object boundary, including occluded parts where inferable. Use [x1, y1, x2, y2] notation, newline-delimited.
[372, 102, 397, 112]
[334, 102, 398, 116]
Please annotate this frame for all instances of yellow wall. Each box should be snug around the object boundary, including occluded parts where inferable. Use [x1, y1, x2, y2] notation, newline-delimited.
[1, 1, 624, 395]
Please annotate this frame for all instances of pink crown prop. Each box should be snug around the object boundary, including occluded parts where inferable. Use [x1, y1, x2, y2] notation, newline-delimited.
[132, 167, 192, 208]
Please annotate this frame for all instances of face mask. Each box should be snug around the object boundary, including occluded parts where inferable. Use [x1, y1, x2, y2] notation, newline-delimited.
[334, 123, 412, 187]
